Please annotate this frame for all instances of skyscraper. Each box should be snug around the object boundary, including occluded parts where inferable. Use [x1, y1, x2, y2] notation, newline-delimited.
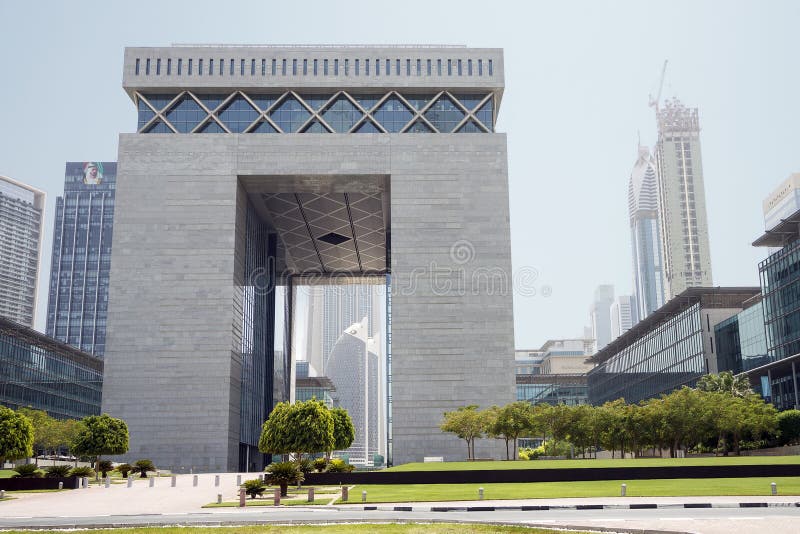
[590, 285, 615, 352]
[45, 162, 116, 357]
[610, 295, 638, 339]
[654, 98, 713, 298]
[305, 284, 382, 374]
[629, 145, 665, 319]
[0, 175, 45, 327]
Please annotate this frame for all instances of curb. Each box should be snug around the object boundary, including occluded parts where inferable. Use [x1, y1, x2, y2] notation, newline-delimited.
[360, 501, 800, 512]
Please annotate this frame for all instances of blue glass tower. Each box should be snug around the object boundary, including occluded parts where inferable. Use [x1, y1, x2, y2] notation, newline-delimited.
[45, 162, 116, 358]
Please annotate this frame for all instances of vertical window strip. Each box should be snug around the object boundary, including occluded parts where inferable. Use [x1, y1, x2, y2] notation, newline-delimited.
[167, 58, 172, 75]
[303, 59, 307, 75]
[272, 59, 277, 75]
[188, 58, 192, 75]
[156, 58, 161, 75]
[488, 59, 493, 76]
[324, 59, 328, 75]
[416, 59, 421, 76]
[365, 58, 370, 75]
[334, 58, 339, 75]
[375, 58, 380, 75]
[281, 59, 286, 75]
[251, 59, 256, 76]
[457, 59, 462, 76]
[313, 59, 318, 75]
[344, 58, 349, 75]
[292, 59, 297, 75]
[355, 59, 359, 75]
[406, 59, 411, 75]
[395, 58, 400, 75]
[467, 59, 472, 76]
[437, 59, 442, 75]
[198, 59, 203, 76]
[427, 59, 431, 76]
[262, 59, 266, 76]
[478, 59, 483, 76]
[145, 58, 150, 75]
[135, 58, 140, 75]
[230, 59, 234, 76]
[178, 58, 182, 75]
[241, 59, 245, 76]
[209, 59, 214, 75]
[219, 58, 223, 75]
[385, 59, 390, 74]
[447, 59, 452, 75]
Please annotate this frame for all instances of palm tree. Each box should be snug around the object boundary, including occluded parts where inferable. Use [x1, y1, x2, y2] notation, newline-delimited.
[697, 371, 752, 397]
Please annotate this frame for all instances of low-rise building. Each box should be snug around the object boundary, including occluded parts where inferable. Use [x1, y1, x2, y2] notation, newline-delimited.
[587, 287, 760, 405]
[0, 315, 102, 419]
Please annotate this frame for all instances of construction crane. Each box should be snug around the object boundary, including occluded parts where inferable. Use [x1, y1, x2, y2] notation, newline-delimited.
[648, 60, 668, 112]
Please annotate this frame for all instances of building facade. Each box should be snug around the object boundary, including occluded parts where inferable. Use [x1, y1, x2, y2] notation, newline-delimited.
[516, 374, 588, 406]
[587, 287, 759, 405]
[610, 295, 638, 339]
[0, 316, 102, 420]
[101, 45, 516, 470]
[763, 173, 800, 232]
[713, 297, 768, 376]
[0, 176, 45, 327]
[45, 162, 116, 358]
[654, 98, 714, 299]
[629, 146, 664, 319]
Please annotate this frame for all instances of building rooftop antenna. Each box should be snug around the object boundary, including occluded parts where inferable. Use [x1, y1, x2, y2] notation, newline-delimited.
[648, 60, 668, 114]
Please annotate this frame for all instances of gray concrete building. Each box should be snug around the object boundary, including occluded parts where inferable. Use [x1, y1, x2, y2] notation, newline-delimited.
[102, 45, 515, 470]
[0, 176, 45, 327]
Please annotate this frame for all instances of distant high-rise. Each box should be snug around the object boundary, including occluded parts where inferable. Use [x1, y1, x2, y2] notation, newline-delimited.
[0, 176, 45, 327]
[610, 295, 638, 339]
[305, 284, 382, 374]
[654, 98, 713, 298]
[590, 285, 615, 352]
[45, 162, 116, 357]
[325, 317, 383, 465]
[629, 145, 665, 319]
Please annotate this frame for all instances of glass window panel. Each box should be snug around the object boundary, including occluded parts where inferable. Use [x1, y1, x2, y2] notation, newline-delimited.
[373, 96, 413, 132]
[321, 96, 363, 132]
[301, 120, 329, 133]
[454, 94, 487, 111]
[198, 120, 225, 133]
[143, 120, 172, 133]
[218, 95, 259, 133]
[354, 120, 380, 133]
[198, 94, 227, 111]
[456, 120, 483, 133]
[165, 95, 206, 132]
[250, 120, 277, 133]
[476, 99, 494, 130]
[407, 120, 433, 133]
[403, 94, 435, 110]
[424, 94, 465, 132]
[300, 94, 332, 111]
[352, 94, 381, 111]
[269, 96, 311, 132]
[249, 94, 278, 111]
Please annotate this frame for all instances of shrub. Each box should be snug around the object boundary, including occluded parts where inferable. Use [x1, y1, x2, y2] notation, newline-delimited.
[265, 461, 304, 496]
[69, 466, 95, 478]
[296, 457, 314, 474]
[116, 463, 132, 478]
[131, 459, 156, 478]
[326, 458, 355, 473]
[12, 464, 42, 478]
[242, 478, 267, 499]
[313, 457, 328, 472]
[44, 465, 72, 478]
[778, 410, 800, 445]
[97, 460, 114, 478]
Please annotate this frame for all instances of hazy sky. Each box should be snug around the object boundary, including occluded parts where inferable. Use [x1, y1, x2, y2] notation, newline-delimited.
[0, 0, 797, 348]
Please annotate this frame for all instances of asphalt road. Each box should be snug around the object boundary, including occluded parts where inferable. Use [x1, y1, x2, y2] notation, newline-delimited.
[3, 506, 800, 533]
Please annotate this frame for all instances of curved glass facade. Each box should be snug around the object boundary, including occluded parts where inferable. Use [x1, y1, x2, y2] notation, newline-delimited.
[134, 90, 494, 134]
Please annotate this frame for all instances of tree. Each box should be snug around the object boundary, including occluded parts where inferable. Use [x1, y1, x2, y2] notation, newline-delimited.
[17, 408, 55, 466]
[329, 407, 355, 458]
[777, 409, 800, 445]
[0, 406, 34, 464]
[490, 401, 534, 460]
[440, 405, 484, 460]
[71, 414, 129, 477]
[697, 371, 752, 398]
[258, 399, 334, 459]
[265, 461, 304, 496]
[131, 459, 157, 478]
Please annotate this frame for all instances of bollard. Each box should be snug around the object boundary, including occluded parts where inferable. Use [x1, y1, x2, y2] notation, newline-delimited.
[58, 482, 63, 490]
[215, 475, 220, 487]
[362, 490, 367, 503]
[0, 490, 5, 499]
[217, 493, 223, 504]
[478, 487, 484, 500]
[771, 482, 778, 495]
[239, 488, 246, 507]
[193, 474, 198, 487]
[236, 474, 242, 486]
[273, 487, 281, 506]
[127, 476, 133, 488]
[308, 487, 315, 502]
[621, 483, 627, 497]
[83, 476, 89, 489]
[171, 475, 177, 487]
[105, 476, 110, 488]
[149, 477, 155, 488]
[341, 486, 349, 501]
[74, 478, 81, 489]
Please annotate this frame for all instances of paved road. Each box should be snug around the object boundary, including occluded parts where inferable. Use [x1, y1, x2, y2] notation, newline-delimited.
[2, 473, 799, 534]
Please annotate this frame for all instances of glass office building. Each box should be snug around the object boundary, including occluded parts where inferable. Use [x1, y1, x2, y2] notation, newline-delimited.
[45, 162, 116, 358]
[516, 374, 588, 406]
[1, 315, 102, 419]
[714, 299, 769, 376]
[588, 287, 760, 405]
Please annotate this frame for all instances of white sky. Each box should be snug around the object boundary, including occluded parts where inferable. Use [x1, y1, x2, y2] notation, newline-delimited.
[0, 0, 797, 348]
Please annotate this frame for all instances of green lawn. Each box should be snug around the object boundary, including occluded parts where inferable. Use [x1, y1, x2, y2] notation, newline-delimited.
[387, 456, 800, 471]
[346, 476, 800, 503]
[0, 526, 586, 534]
